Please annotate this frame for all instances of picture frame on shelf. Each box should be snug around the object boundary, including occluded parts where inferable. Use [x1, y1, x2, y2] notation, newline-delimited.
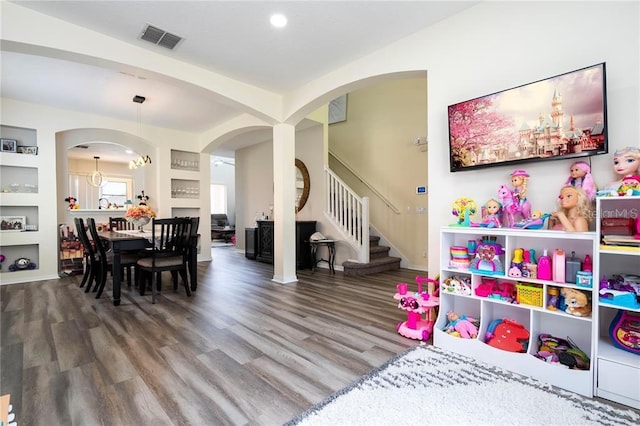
[1, 138, 17, 153]
[17, 146, 38, 155]
[0, 216, 26, 232]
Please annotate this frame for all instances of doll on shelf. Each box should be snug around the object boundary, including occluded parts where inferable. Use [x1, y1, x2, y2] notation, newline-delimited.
[480, 198, 502, 228]
[564, 161, 596, 201]
[617, 175, 640, 196]
[598, 146, 640, 195]
[549, 185, 592, 232]
[510, 169, 530, 205]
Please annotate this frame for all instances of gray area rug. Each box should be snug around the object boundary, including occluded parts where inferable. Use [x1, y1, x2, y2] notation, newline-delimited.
[286, 344, 639, 426]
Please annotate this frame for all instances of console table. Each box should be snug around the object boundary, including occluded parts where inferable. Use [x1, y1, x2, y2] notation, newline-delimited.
[310, 239, 337, 274]
[255, 220, 316, 269]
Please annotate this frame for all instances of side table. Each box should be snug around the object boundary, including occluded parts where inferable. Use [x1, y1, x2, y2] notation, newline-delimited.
[310, 239, 337, 274]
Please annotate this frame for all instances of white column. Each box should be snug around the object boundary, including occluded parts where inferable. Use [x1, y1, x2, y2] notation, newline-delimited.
[272, 123, 297, 283]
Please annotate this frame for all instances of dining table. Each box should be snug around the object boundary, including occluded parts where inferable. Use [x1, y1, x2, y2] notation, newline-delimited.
[98, 229, 199, 306]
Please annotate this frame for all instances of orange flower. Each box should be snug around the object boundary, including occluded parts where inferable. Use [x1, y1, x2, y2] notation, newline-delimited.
[125, 205, 156, 220]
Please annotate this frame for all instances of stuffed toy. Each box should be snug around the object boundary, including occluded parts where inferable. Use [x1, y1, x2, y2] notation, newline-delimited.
[445, 311, 478, 338]
[64, 196, 79, 209]
[561, 287, 592, 317]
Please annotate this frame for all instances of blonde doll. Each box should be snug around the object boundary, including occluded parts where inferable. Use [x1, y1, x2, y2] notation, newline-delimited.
[480, 198, 502, 228]
[550, 185, 592, 232]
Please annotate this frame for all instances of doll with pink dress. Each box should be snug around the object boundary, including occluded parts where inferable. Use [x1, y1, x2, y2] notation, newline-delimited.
[564, 161, 596, 201]
[480, 198, 502, 228]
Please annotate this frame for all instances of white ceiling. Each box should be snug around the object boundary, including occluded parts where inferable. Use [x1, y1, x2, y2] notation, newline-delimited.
[1, 1, 479, 161]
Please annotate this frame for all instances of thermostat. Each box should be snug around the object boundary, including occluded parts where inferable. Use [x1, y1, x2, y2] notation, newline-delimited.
[416, 186, 427, 194]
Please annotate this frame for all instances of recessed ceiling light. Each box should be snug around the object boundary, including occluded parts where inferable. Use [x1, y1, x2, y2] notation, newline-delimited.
[270, 13, 287, 28]
[125, 149, 133, 154]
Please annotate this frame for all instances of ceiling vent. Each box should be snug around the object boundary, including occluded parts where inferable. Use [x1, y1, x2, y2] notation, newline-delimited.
[139, 24, 182, 50]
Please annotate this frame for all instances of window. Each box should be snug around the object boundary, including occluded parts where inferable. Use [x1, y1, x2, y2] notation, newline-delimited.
[68, 174, 132, 209]
[100, 180, 129, 207]
[210, 184, 227, 214]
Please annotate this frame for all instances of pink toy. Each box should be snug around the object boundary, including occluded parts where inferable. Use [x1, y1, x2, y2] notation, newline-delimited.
[445, 311, 478, 338]
[394, 276, 439, 341]
[498, 182, 531, 228]
[564, 161, 596, 201]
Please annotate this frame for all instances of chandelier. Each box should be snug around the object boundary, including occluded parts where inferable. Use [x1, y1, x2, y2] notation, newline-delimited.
[87, 156, 106, 187]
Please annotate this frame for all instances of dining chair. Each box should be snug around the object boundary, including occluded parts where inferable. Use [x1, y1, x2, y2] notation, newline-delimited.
[109, 216, 135, 231]
[173, 216, 200, 291]
[136, 217, 193, 304]
[74, 217, 99, 291]
[87, 217, 139, 299]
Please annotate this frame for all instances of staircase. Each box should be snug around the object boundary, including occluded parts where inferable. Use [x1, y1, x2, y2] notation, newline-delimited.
[342, 235, 401, 276]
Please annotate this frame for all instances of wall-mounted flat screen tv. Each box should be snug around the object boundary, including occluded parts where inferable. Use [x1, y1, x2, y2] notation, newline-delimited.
[448, 63, 607, 172]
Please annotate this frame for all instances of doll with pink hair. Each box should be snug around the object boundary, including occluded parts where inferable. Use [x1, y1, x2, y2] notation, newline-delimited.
[564, 161, 596, 201]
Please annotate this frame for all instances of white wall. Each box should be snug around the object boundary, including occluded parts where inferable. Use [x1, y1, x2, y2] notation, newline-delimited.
[421, 1, 639, 275]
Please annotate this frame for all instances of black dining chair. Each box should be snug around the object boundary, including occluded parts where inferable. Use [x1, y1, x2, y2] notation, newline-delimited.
[136, 217, 193, 304]
[87, 217, 139, 299]
[109, 216, 135, 231]
[74, 217, 99, 291]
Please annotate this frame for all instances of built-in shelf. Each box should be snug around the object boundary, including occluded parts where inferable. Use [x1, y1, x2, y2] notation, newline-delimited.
[171, 149, 200, 172]
[171, 179, 200, 199]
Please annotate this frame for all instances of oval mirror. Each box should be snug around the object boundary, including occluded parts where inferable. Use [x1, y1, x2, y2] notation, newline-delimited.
[295, 158, 310, 212]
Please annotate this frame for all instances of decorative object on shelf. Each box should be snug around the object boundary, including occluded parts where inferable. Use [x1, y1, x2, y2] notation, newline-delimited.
[608, 310, 640, 355]
[1, 138, 17, 153]
[125, 204, 156, 232]
[16, 145, 38, 155]
[516, 283, 543, 307]
[87, 156, 106, 187]
[64, 196, 79, 210]
[137, 190, 150, 205]
[450, 197, 477, 226]
[599, 274, 640, 309]
[547, 286, 560, 311]
[560, 287, 592, 317]
[0, 254, 4, 270]
[8, 257, 36, 271]
[0, 216, 26, 232]
[394, 275, 439, 341]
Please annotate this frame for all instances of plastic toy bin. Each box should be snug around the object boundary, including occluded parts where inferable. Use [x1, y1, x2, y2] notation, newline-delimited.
[516, 283, 543, 307]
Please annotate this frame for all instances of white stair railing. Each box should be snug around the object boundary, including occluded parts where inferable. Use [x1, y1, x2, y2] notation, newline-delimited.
[325, 167, 369, 263]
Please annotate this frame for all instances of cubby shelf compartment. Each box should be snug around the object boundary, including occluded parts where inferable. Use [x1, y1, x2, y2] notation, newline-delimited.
[171, 178, 200, 199]
[436, 226, 598, 398]
[170, 149, 200, 171]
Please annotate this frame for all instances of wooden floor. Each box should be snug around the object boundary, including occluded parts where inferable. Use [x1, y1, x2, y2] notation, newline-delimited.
[1, 246, 420, 425]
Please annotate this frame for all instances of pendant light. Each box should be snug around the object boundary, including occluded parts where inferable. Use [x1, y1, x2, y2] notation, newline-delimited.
[87, 156, 106, 187]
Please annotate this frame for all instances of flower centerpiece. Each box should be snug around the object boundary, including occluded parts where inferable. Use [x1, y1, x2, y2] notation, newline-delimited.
[125, 205, 156, 231]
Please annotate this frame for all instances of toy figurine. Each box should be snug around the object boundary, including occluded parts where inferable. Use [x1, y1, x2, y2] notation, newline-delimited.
[617, 175, 640, 196]
[564, 161, 596, 201]
[549, 185, 592, 232]
[451, 197, 477, 226]
[599, 146, 640, 195]
[64, 196, 79, 210]
[510, 169, 530, 206]
[480, 198, 502, 228]
[498, 184, 531, 228]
